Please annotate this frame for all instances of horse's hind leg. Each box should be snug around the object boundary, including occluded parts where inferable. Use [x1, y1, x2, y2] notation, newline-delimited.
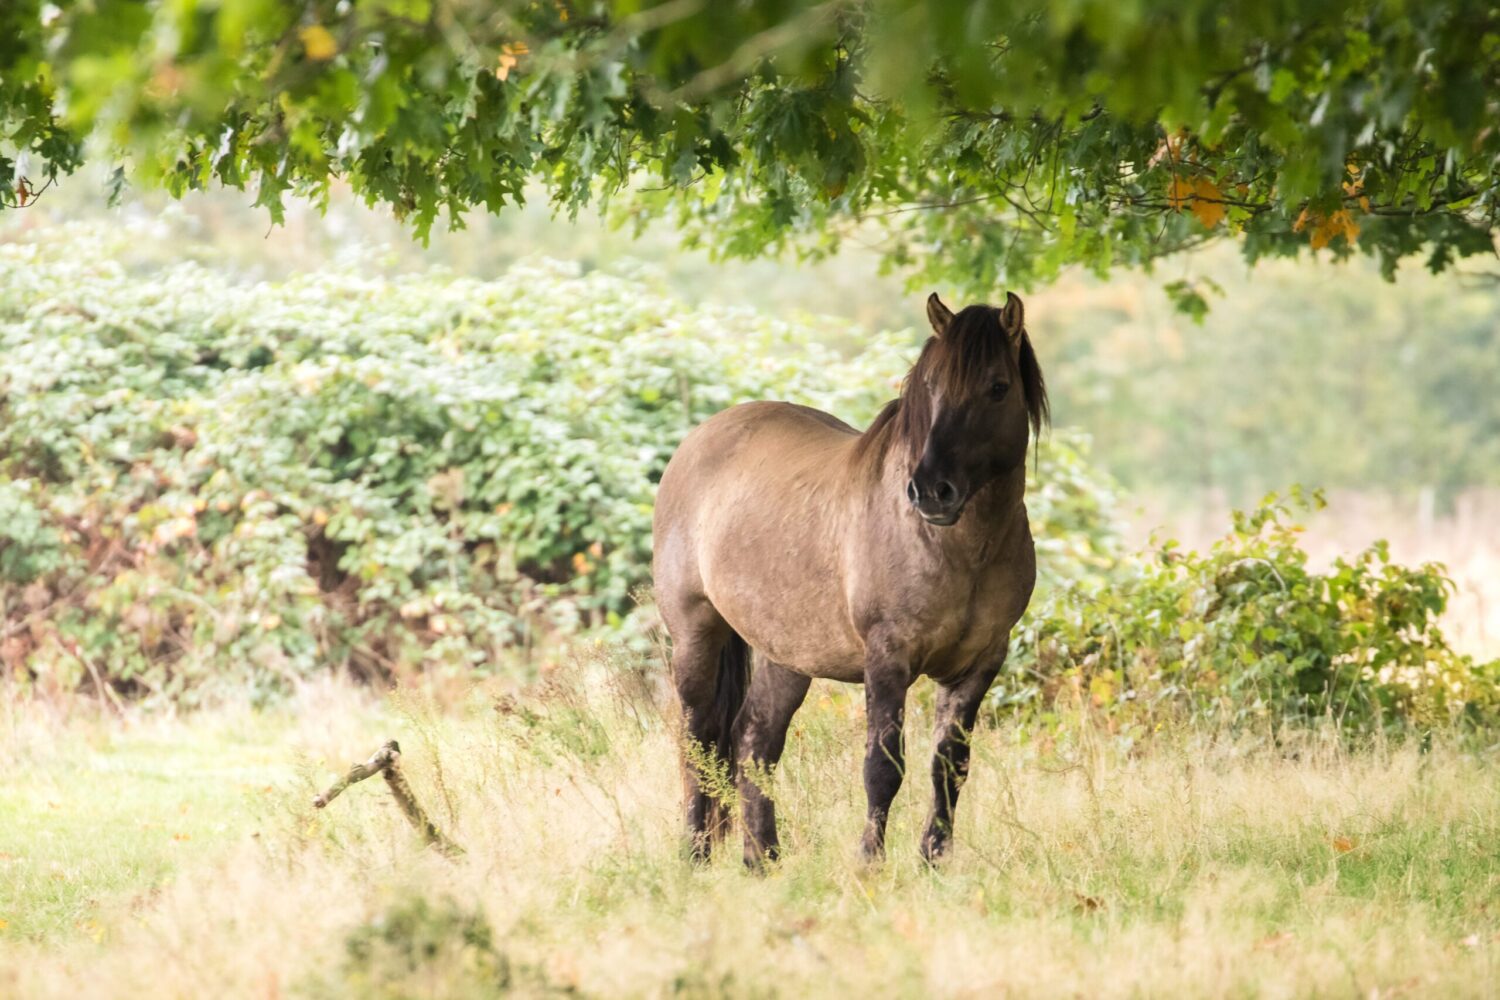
[667, 604, 743, 861]
[734, 661, 810, 870]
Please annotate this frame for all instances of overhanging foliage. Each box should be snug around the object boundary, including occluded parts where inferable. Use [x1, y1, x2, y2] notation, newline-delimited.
[2, 1, 1498, 294]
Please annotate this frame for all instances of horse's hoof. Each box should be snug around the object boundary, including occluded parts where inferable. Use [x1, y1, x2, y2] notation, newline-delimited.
[742, 854, 776, 875]
[743, 840, 780, 874]
[919, 840, 949, 866]
[685, 833, 714, 865]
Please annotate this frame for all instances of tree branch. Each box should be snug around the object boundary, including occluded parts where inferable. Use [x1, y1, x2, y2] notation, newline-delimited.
[313, 740, 464, 858]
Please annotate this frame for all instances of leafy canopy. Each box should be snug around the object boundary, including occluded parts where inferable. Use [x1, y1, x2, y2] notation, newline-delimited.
[3, 1, 1498, 294]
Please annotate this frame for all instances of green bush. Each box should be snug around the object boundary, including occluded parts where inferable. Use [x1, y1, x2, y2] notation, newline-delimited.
[314, 894, 563, 999]
[1006, 489, 1500, 735]
[0, 222, 1117, 700]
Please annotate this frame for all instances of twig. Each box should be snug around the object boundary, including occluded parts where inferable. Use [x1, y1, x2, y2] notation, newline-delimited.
[312, 740, 464, 857]
[78, 649, 128, 720]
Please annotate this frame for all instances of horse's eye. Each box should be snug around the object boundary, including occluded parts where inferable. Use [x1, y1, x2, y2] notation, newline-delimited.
[988, 380, 1010, 401]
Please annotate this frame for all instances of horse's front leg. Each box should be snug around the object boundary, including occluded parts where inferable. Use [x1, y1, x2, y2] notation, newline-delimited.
[920, 655, 1004, 862]
[860, 644, 913, 862]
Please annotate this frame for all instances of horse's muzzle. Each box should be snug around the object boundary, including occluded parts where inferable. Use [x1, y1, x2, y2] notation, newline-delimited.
[906, 477, 964, 526]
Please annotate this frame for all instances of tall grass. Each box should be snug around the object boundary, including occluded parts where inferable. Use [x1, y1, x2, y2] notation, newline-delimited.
[3, 663, 1497, 998]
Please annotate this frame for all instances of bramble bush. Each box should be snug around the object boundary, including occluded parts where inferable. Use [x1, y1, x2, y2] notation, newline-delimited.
[1005, 489, 1500, 735]
[0, 222, 1115, 701]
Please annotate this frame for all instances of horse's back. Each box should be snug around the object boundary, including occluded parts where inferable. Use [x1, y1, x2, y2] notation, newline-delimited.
[669, 400, 856, 468]
[655, 401, 858, 512]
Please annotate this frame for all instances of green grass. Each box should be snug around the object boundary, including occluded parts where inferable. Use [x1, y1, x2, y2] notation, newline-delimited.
[2, 675, 1498, 998]
[0, 698, 383, 944]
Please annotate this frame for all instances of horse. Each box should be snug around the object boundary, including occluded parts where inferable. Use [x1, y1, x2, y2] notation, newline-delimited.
[651, 292, 1048, 866]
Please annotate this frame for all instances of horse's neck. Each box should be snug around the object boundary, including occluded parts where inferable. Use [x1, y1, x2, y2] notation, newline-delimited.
[952, 466, 1029, 553]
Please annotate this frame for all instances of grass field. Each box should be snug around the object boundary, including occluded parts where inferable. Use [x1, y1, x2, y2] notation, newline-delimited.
[2, 668, 1498, 999]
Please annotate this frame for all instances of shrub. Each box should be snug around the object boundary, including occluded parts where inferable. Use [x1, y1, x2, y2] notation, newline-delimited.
[313, 894, 562, 999]
[1005, 489, 1500, 735]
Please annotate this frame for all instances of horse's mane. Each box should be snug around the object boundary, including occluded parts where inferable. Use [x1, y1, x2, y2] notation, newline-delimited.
[853, 305, 1049, 473]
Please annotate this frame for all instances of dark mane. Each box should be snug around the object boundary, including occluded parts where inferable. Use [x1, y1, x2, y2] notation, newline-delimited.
[854, 304, 1049, 471]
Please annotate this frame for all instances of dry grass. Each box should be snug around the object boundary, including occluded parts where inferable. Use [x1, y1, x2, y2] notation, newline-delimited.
[2, 667, 1498, 999]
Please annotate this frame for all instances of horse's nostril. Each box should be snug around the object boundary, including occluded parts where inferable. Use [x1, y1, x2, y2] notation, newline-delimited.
[935, 480, 957, 504]
[905, 479, 919, 504]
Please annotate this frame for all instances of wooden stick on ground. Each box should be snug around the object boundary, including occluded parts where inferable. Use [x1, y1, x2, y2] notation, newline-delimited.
[312, 739, 464, 858]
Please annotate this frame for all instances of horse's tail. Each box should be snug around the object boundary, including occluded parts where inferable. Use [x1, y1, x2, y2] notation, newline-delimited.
[711, 631, 752, 777]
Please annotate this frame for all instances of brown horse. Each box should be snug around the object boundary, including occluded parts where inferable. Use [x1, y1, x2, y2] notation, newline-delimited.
[652, 293, 1047, 866]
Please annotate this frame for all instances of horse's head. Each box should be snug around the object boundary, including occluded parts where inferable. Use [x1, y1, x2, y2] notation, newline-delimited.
[900, 293, 1049, 526]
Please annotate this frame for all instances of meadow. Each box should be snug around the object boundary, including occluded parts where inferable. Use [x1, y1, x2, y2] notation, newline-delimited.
[3, 669, 1498, 999]
[4, 207, 1499, 1000]
[7, 5, 1500, 995]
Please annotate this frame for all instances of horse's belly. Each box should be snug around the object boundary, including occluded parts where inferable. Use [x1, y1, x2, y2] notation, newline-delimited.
[745, 621, 866, 681]
[699, 538, 865, 681]
[707, 577, 866, 680]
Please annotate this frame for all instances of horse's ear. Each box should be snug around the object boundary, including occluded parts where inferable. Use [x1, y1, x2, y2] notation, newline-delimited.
[1000, 291, 1025, 342]
[926, 293, 954, 336]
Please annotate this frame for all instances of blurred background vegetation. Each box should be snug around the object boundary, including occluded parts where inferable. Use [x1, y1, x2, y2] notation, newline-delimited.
[3, 171, 1497, 734]
[16, 168, 1499, 504]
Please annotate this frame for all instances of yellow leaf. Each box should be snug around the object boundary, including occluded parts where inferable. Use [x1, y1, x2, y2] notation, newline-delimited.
[1166, 175, 1193, 211]
[1332, 209, 1360, 245]
[1190, 177, 1226, 228]
[1331, 835, 1357, 853]
[1309, 209, 1359, 249]
[299, 24, 337, 61]
[495, 42, 529, 81]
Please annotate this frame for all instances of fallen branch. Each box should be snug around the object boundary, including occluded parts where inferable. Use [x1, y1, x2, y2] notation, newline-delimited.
[312, 739, 464, 858]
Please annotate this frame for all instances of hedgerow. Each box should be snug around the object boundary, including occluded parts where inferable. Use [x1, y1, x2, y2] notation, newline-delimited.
[0, 223, 1116, 701]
